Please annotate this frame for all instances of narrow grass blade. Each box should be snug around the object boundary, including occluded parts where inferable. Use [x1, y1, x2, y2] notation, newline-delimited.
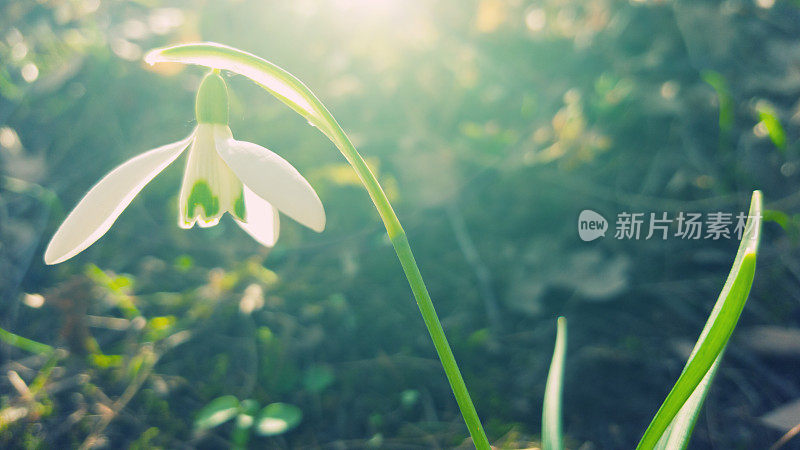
[637, 190, 763, 449]
[543, 317, 567, 450]
[701, 70, 734, 134]
[0, 326, 54, 355]
[653, 358, 720, 450]
[756, 101, 787, 152]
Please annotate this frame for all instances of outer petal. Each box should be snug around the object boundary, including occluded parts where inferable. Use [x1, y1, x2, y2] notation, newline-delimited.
[213, 125, 325, 232]
[235, 186, 280, 247]
[44, 133, 194, 264]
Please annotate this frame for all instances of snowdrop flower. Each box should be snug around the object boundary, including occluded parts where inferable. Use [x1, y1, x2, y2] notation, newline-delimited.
[44, 71, 324, 265]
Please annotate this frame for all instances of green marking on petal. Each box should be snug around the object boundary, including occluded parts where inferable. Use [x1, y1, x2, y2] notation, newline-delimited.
[233, 189, 246, 221]
[187, 179, 220, 217]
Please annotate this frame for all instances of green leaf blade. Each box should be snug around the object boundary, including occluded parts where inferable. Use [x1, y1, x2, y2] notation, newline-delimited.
[701, 70, 734, 134]
[254, 402, 303, 436]
[756, 102, 787, 151]
[194, 395, 240, 432]
[637, 190, 762, 449]
[542, 316, 567, 450]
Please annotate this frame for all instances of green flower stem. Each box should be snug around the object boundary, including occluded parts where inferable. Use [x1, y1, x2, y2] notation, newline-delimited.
[146, 42, 490, 448]
[326, 112, 491, 450]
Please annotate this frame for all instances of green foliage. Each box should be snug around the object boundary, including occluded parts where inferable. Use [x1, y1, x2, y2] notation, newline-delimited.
[194, 395, 240, 431]
[233, 399, 260, 447]
[193, 395, 303, 447]
[701, 70, 734, 135]
[401, 389, 420, 409]
[0, 326, 54, 355]
[302, 365, 335, 394]
[755, 101, 787, 152]
[542, 317, 567, 450]
[255, 403, 303, 437]
[764, 209, 800, 243]
[130, 427, 161, 450]
[639, 191, 763, 449]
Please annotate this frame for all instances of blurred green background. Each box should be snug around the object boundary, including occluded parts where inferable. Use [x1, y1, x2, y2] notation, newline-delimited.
[2, 0, 800, 448]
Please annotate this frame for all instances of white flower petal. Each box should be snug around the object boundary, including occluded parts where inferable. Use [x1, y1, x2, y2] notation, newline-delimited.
[178, 124, 244, 229]
[44, 133, 194, 264]
[213, 125, 325, 232]
[235, 186, 280, 247]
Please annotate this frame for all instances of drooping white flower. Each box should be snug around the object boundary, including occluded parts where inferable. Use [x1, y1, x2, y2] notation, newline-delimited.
[44, 71, 324, 265]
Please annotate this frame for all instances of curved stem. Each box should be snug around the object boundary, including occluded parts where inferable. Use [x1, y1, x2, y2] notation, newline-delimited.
[328, 119, 490, 450]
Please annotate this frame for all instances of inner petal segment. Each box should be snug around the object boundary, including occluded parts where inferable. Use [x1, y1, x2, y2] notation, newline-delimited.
[179, 124, 246, 228]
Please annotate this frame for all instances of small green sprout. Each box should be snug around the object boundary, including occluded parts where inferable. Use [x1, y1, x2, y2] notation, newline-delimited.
[194, 396, 302, 449]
